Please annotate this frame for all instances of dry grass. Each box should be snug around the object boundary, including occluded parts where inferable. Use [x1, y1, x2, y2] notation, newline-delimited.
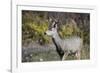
[22, 44, 90, 62]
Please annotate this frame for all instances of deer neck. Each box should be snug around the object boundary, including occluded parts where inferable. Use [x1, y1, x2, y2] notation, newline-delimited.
[52, 33, 62, 44]
[52, 32, 64, 59]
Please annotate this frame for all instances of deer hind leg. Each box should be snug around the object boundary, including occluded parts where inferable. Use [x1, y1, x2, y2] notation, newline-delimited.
[62, 52, 68, 61]
[75, 50, 80, 60]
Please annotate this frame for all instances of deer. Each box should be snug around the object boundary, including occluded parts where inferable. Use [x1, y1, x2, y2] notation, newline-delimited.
[44, 19, 83, 60]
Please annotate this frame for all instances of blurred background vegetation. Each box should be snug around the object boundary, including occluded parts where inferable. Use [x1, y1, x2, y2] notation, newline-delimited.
[22, 10, 90, 62]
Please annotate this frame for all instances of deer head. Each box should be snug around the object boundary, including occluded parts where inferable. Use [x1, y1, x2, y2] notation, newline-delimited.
[44, 18, 59, 37]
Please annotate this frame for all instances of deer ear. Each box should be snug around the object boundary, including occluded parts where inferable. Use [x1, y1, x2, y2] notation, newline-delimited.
[54, 19, 58, 28]
[49, 18, 52, 22]
[55, 19, 58, 22]
[48, 17, 53, 22]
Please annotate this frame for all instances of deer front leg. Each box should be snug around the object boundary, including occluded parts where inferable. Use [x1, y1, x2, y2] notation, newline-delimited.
[62, 52, 68, 61]
[75, 50, 80, 60]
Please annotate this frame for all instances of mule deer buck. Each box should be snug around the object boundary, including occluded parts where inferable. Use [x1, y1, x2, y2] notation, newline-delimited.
[44, 19, 83, 60]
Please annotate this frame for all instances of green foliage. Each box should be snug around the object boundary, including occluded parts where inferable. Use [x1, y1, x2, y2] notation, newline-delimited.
[22, 15, 51, 45]
[59, 23, 81, 39]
